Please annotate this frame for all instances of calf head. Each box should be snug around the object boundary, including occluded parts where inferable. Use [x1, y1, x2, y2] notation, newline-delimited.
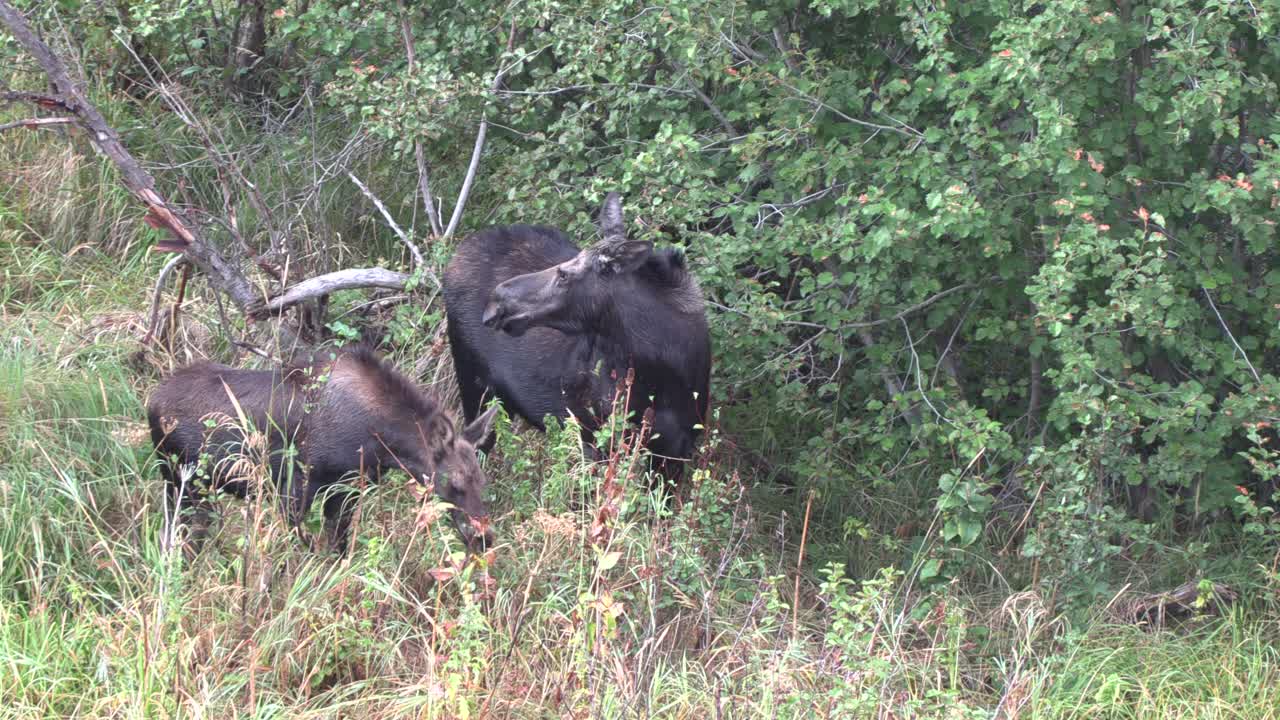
[482, 192, 652, 337]
[415, 404, 500, 550]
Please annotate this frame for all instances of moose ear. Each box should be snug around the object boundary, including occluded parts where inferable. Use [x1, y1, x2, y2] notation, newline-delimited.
[596, 192, 625, 240]
[462, 404, 499, 449]
[425, 414, 455, 447]
[601, 239, 653, 274]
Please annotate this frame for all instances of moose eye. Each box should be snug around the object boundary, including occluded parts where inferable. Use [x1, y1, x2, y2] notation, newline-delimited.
[555, 267, 568, 284]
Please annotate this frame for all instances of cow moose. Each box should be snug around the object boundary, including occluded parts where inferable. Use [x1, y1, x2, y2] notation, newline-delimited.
[443, 192, 711, 483]
[147, 345, 500, 554]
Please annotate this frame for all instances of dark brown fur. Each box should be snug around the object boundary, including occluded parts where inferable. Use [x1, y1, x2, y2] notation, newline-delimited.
[443, 194, 711, 483]
[147, 345, 499, 553]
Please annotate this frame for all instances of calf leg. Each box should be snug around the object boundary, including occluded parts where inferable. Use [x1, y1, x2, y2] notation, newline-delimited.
[162, 460, 213, 556]
[269, 444, 315, 546]
[320, 485, 359, 555]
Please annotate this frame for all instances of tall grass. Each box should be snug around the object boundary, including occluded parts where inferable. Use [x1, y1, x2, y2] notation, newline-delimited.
[4, 241, 1280, 718]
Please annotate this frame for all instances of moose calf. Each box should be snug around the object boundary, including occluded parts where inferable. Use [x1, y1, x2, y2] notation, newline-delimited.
[147, 345, 499, 554]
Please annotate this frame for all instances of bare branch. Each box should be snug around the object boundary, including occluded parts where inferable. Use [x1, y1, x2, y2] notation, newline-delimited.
[1203, 287, 1262, 384]
[0, 116, 74, 132]
[1, 89, 65, 108]
[442, 106, 491, 240]
[253, 268, 411, 318]
[415, 141, 444, 237]
[399, 1, 444, 238]
[772, 24, 802, 74]
[669, 61, 738, 136]
[443, 21, 518, 240]
[779, 77, 920, 138]
[719, 32, 766, 63]
[142, 255, 190, 345]
[776, 280, 988, 332]
[902, 316, 952, 424]
[709, 27, 922, 141]
[857, 327, 920, 426]
[346, 169, 429, 272]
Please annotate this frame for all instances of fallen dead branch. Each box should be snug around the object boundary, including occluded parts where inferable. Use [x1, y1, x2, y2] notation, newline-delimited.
[250, 268, 411, 318]
[1113, 579, 1237, 628]
[0, 115, 75, 132]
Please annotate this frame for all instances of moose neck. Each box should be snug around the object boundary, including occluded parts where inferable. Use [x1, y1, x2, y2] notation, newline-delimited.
[586, 284, 694, 390]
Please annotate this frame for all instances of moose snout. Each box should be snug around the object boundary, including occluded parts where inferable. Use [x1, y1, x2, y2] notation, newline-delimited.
[481, 281, 512, 328]
[481, 283, 533, 336]
[461, 516, 495, 552]
[481, 299, 505, 328]
[450, 507, 496, 552]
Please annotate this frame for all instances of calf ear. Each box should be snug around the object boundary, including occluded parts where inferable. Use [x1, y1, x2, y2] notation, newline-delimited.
[602, 239, 653, 274]
[425, 414, 455, 448]
[462, 404, 500, 448]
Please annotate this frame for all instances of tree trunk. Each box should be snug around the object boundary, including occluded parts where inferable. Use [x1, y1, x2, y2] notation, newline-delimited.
[228, 0, 268, 95]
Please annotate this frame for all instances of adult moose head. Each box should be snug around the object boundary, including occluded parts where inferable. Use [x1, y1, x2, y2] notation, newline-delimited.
[443, 192, 711, 483]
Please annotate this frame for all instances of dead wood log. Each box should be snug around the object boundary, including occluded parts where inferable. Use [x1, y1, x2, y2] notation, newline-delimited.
[1114, 579, 1237, 628]
[250, 268, 411, 319]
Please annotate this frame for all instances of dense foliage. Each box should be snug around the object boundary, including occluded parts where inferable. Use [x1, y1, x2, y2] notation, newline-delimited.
[6, 0, 1280, 614]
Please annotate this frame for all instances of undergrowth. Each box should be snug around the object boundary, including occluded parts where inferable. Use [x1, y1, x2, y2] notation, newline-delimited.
[1, 233, 1278, 719]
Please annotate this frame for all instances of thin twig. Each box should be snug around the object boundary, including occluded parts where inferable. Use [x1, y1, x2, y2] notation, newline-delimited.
[902, 316, 952, 424]
[1203, 287, 1261, 384]
[346, 170, 426, 268]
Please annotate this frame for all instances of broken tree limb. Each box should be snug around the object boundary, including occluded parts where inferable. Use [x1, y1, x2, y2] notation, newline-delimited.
[0, 116, 75, 133]
[0, 0, 261, 313]
[1113, 579, 1237, 628]
[251, 268, 411, 319]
